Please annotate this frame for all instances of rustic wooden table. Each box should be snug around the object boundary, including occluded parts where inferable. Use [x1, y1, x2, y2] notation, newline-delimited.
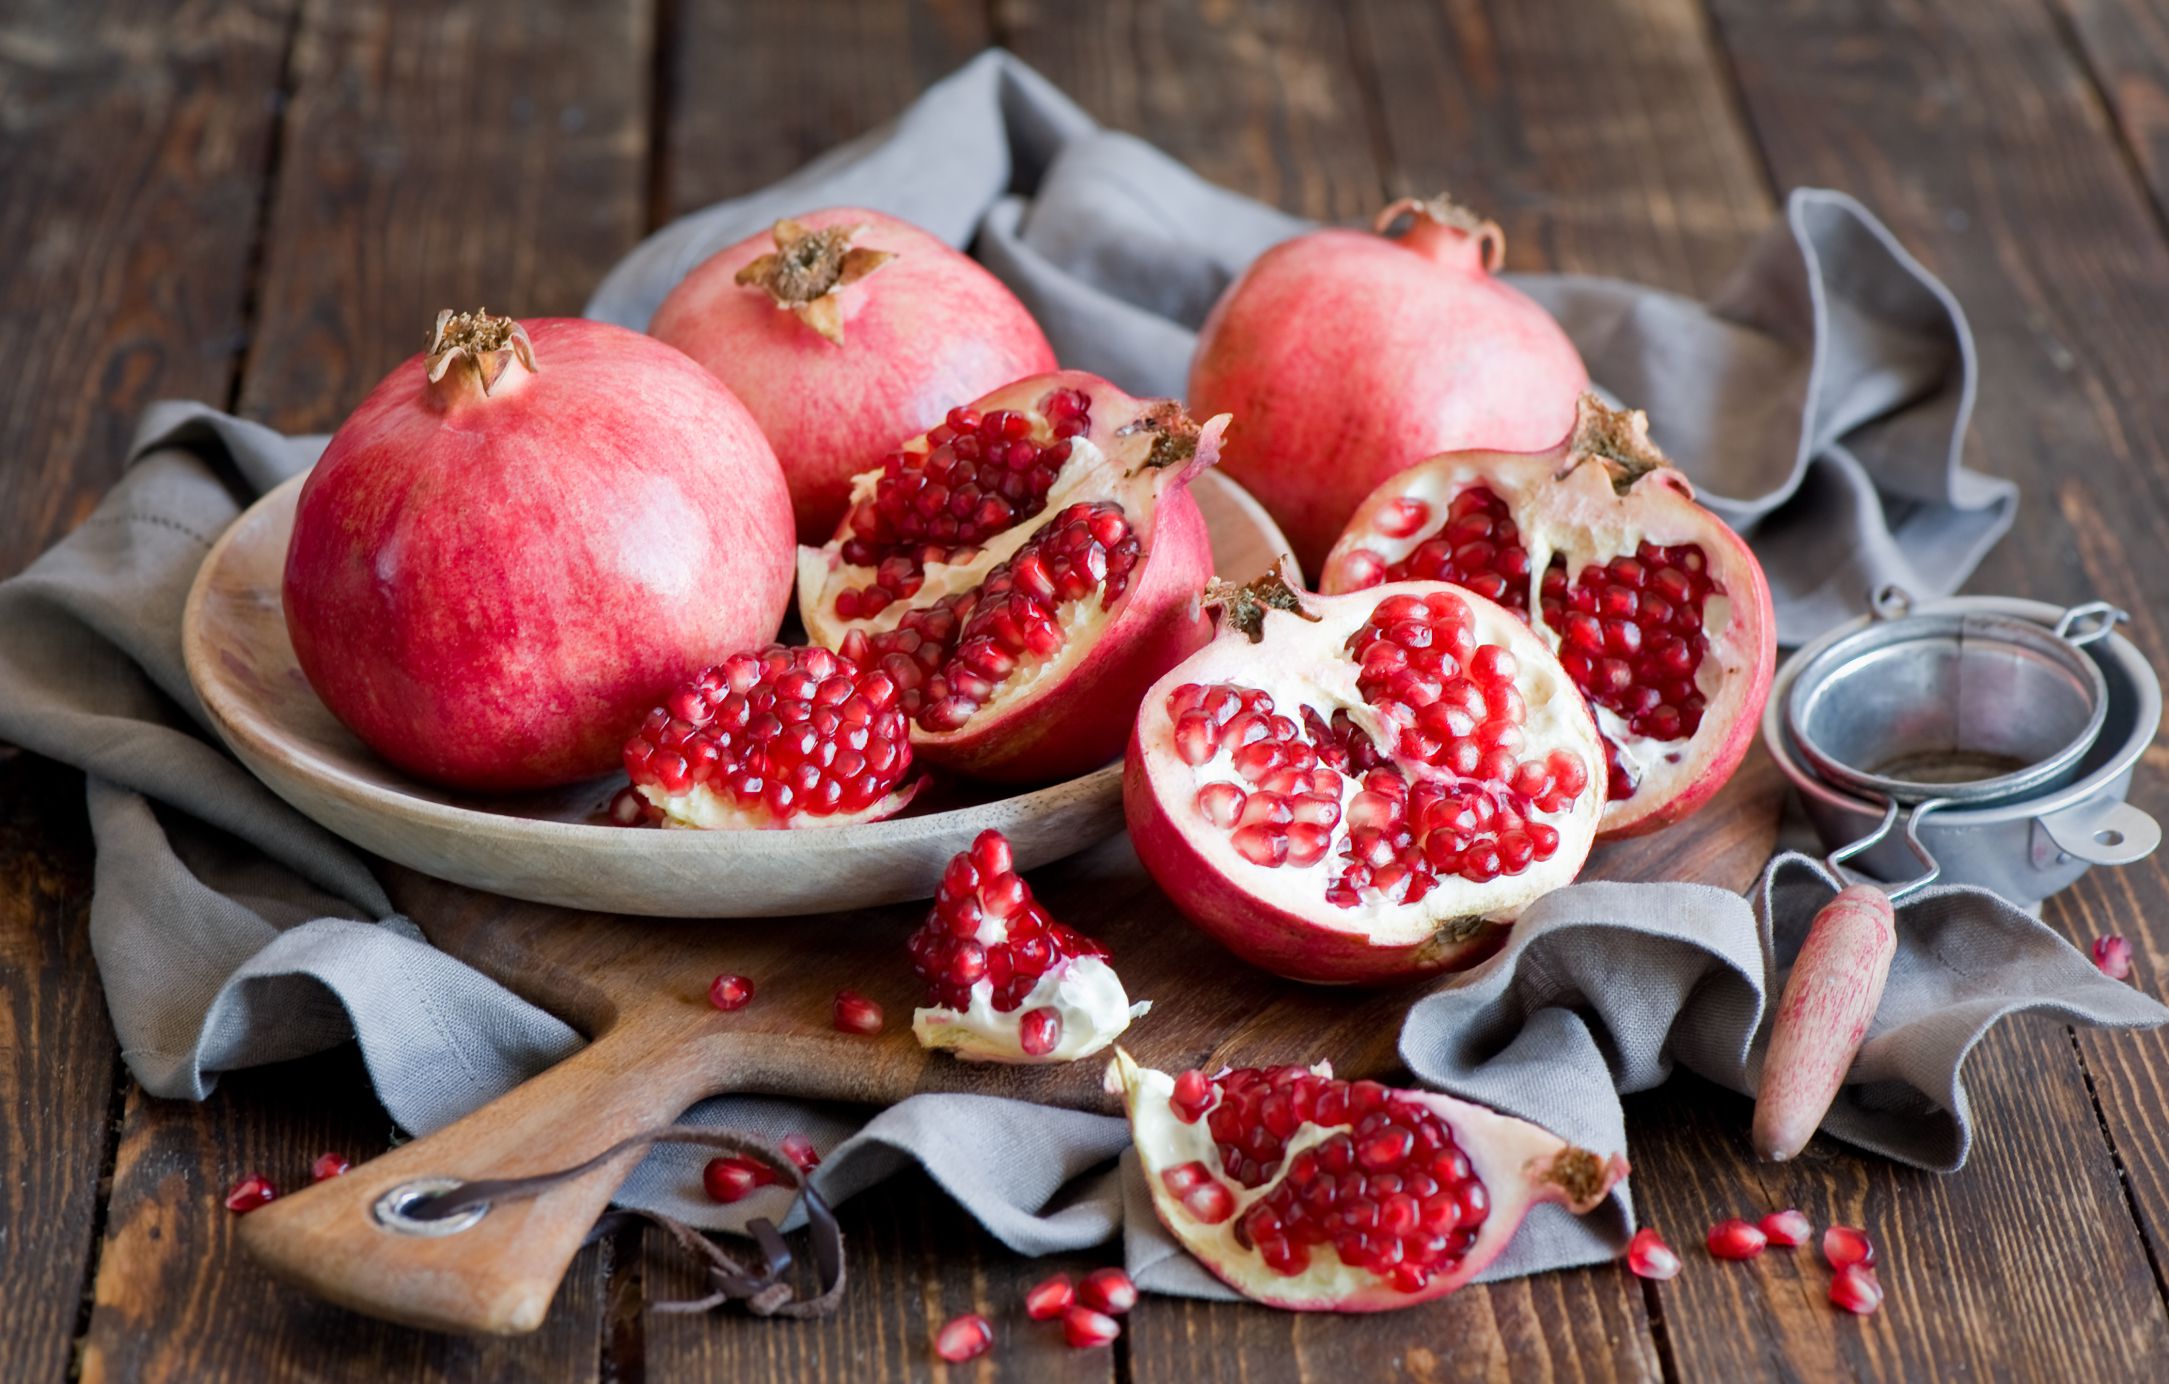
[6, 1, 2169, 1379]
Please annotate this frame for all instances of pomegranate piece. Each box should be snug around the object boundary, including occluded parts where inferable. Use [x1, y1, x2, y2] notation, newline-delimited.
[1760, 1208, 1813, 1247]
[908, 831, 1143, 1064]
[833, 990, 885, 1035]
[1754, 884, 1897, 1163]
[702, 1156, 777, 1204]
[1063, 1305, 1122, 1348]
[1626, 1227, 1682, 1280]
[1822, 1225, 1876, 1269]
[1706, 1218, 1768, 1260]
[708, 974, 756, 1011]
[1189, 195, 1587, 572]
[1112, 1051, 1627, 1310]
[624, 644, 919, 829]
[1078, 1267, 1137, 1315]
[803, 372, 1228, 783]
[650, 210, 1058, 544]
[224, 1174, 278, 1214]
[1829, 1263, 1884, 1315]
[1322, 394, 1776, 838]
[781, 1133, 821, 1173]
[1024, 1274, 1074, 1321]
[1125, 566, 1607, 984]
[309, 1152, 351, 1183]
[2093, 934, 2134, 980]
[284, 311, 794, 792]
[934, 1312, 994, 1362]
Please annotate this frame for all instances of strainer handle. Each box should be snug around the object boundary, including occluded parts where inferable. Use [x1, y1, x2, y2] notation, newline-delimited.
[1825, 796, 1949, 903]
[2053, 601, 2127, 648]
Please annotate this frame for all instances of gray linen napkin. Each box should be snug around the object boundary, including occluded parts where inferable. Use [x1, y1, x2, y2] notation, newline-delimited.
[1, 48, 2149, 1307]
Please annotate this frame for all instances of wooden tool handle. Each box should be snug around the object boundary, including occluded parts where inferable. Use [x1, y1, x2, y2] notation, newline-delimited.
[238, 1008, 717, 1335]
[1752, 884, 1898, 1162]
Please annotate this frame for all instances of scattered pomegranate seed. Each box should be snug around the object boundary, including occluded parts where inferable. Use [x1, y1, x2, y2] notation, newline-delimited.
[708, 973, 755, 1011]
[2093, 934, 2134, 980]
[309, 1152, 350, 1183]
[1024, 1274, 1074, 1320]
[833, 989, 885, 1034]
[223, 1174, 277, 1214]
[935, 1312, 993, 1362]
[1829, 1262, 1884, 1315]
[1063, 1304, 1122, 1348]
[607, 785, 649, 826]
[781, 1133, 821, 1173]
[702, 1155, 776, 1204]
[1078, 1267, 1137, 1315]
[1625, 1226, 1681, 1280]
[1706, 1218, 1767, 1260]
[1822, 1224, 1875, 1269]
[1759, 1208, 1813, 1247]
[1169, 1068, 1214, 1123]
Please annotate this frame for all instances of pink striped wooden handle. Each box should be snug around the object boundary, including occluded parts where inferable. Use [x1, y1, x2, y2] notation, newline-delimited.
[1752, 884, 1897, 1162]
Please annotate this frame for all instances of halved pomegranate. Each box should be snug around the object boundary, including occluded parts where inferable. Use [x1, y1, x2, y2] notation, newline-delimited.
[909, 830, 1146, 1063]
[1124, 567, 1605, 984]
[1319, 395, 1775, 837]
[802, 372, 1225, 783]
[623, 644, 919, 828]
[1111, 1051, 1628, 1310]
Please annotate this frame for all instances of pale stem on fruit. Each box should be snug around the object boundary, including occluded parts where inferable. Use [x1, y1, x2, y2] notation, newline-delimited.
[425, 308, 537, 405]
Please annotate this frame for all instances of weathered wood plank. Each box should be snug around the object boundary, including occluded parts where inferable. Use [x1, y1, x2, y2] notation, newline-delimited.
[996, 0, 1388, 222]
[660, 0, 991, 220]
[77, 0, 653, 1376]
[2057, 0, 2169, 229]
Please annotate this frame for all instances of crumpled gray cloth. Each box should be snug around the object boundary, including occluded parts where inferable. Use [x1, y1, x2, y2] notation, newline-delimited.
[1, 48, 2145, 1308]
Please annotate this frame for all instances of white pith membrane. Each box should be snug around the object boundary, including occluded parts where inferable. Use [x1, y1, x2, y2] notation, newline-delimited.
[1134, 579, 1606, 946]
[638, 778, 918, 830]
[1109, 1050, 1628, 1308]
[797, 383, 1203, 744]
[912, 957, 1149, 1064]
[1320, 446, 1767, 828]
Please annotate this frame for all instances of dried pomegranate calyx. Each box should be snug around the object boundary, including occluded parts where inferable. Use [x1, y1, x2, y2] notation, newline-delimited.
[1564, 395, 1674, 492]
[733, 218, 896, 344]
[1374, 194, 1504, 272]
[424, 307, 537, 400]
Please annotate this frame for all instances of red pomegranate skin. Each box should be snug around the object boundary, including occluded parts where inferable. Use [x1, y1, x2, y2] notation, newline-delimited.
[1189, 205, 1588, 574]
[283, 317, 794, 792]
[649, 207, 1059, 543]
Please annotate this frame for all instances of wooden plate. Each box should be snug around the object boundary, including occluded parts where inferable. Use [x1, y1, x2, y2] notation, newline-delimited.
[182, 470, 1290, 916]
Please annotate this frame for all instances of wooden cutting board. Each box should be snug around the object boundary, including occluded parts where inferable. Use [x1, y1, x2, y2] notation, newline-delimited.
[237, 752, 1785, 1335]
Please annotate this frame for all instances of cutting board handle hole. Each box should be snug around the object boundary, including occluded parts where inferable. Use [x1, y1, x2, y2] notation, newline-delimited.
[372, 1179, 491, 1236]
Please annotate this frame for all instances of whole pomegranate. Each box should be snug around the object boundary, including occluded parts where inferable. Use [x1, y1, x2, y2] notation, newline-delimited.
[650, 210, 1059, 543]
[802, 372, 1226, 783]
[1319, 394, 1776, 837]
[284, 310, 794, 792]
[1112, 1051, 1628, 1309]
[1124, 566, 1607, 984]
[1188, 196, 1587, 574]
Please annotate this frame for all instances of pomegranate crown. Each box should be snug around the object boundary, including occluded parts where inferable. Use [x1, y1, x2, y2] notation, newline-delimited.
[424, 308, 536, 399]
[1564, 393, 1680, 494]
[1203, 561, 1319, 644]
[734, 218, 896, 344]
[1374, 194, 1504, 273]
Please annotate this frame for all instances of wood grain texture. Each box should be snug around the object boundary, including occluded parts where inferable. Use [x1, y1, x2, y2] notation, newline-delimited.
[2058, 0, 2169, 230]
[995, 0, 1389, 222]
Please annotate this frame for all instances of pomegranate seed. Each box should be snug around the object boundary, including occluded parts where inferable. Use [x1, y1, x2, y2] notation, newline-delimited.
[1829, 1263, 1884, 1315]
[1706, 1217, 1767, 1260]
[1063, 1305, 1121, 1348]
[935, 1313, 993, 1362]
[223, 1174, 277, 1214]
[833, 989, 884, 1034]
[1169, 1068, 1215, 1123]
[309, 1152, 351, 1183]
[1161, 1161, 1236, 1223]
[1078, 1267, 1137, 1314]
[708, 973, 755, 1011]
[607, 785, 649, 825]
[2093, 934, 2134, 980]
[1822, 1224, 1875, 1268]
[1760, 1208, 1812, 1246]
[1626, 1227, 1681, 1280]
[1024, 1274, 1074, 1320]
[1019, 1006, 1063, 1056]
[702, 1155, 775, 1204]
[781, 1133, 821, 1173]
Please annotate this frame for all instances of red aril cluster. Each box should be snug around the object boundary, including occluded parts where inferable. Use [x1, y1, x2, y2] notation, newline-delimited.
[908, 831, 1106, 1012]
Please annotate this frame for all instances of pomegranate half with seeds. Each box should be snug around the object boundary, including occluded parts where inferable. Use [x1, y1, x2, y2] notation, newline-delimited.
[909, 830, 1145, 1063]
[1111, 1051, 1628, 1309]
[284, 310, 794, 791]
[1320, 395, 1775, 837]
[1124, 567, 1606, 984]
[651, 209, 1058, 543]
[622, 644, 919, 827]
[802, 372, 1226, 783]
